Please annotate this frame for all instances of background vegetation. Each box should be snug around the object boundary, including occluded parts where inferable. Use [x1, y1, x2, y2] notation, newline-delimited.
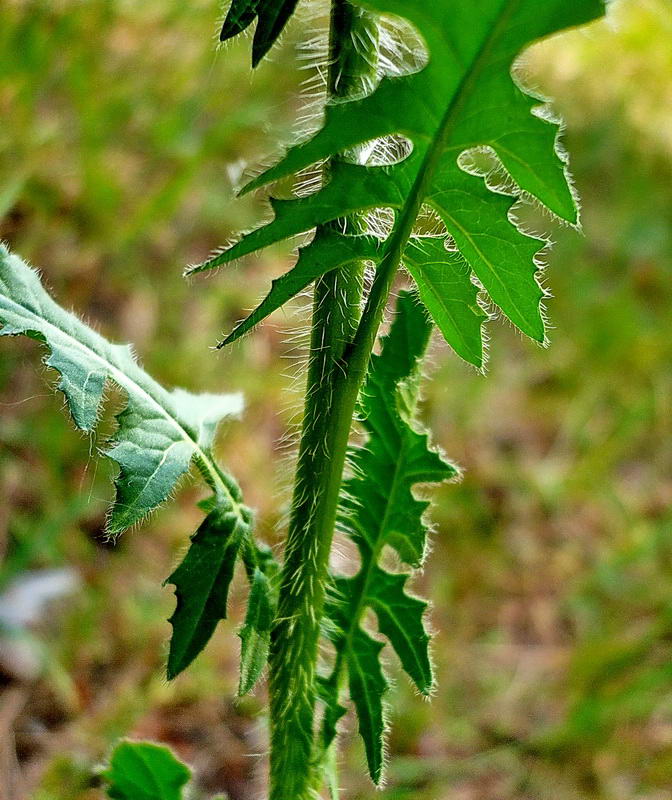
[0, 1, 670, 797]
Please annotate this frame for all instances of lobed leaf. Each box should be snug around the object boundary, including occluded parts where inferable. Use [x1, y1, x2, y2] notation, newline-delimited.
[238, 544, 278, 694]
[0, 245, 264, 678]
[102, 740, 191, 800]
[0, 245, 243, 533]
[198, 0, 605, 365]
[220, 0, 301, 67]
[404, 237, 487, 367]
[219, 227, 380, 346]
[322, 291, 456, 781]
[347, 627, 388, 783]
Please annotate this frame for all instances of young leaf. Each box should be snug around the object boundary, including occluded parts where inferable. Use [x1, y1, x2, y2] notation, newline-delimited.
[102, 740, 191, 800]
[220, 0, 300, 67]
[238, 565, 274, 694]
[218, 228, 380, 347]
[0, 245, 260, 677]
[194, 0, 604, 365]
[323, 290, 456, 782]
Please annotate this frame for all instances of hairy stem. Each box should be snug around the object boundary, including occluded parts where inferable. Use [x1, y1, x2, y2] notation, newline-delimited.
[267, 4, 378, 798]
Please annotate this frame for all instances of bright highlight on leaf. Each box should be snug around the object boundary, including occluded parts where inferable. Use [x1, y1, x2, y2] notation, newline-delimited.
[321, 291, 457, 782]
[195, 0, 604, 367]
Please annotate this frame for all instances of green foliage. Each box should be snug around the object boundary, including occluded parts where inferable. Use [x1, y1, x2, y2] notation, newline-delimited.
[4, 1, 669, 797]
[1, 1, 625, 798]
[166, 498, 249, 679]
[0, 244, 261, 678]
[238, 550, 278, 695]
[0, 245, 243, 532]
[194, 0, 604, 368]
[102, 741, 191, 800]
[208, 3, 606, 797]
[220, 0, 300, 66]
[167, 496, 276, 685]
[403, 240, 486, 368]
[321, 291, 456, 781]
[216, 228, 380, 348]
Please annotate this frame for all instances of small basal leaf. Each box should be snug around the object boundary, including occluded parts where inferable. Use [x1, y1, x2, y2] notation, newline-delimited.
[200, 0, 605, 364]
[103, 740, 191, 800]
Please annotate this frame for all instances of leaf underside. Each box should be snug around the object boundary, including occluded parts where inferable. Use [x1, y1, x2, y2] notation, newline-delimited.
[197, 0, 605, 368]
[0, 246, 243, 533]
[0, 245, 260, 679]
[322, 291, 457, 783]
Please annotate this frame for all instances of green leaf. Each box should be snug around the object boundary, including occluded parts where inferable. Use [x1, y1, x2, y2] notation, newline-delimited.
[102, 740, 191, 800]
[323, 291, 456, 782]
[217, 228, 380, 347]
[0, 245, 261, 677]
[220, 0, 300, 67]
[188, 160, 399, 274]
[318, 676, 348, 756]
[347, 627, 388, 783]
[238, 563, 275, 694]
[0, 245, 244, 534]
[166, 498, 250, 679]
[198, 0, 604, 362]
[404, 238, 487, 367]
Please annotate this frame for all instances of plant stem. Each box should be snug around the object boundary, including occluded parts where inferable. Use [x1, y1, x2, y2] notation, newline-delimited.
[267, 4, 378, 798]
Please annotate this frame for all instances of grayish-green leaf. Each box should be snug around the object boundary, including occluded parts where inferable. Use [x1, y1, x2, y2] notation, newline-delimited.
[0, 245, 260, 678]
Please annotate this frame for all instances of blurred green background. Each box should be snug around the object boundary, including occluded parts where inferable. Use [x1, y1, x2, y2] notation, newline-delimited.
[0, 1, 671, 798]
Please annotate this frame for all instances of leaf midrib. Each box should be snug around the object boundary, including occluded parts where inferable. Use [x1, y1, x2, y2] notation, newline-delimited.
[333, 423, 410, 697]
[350, 643, 384, 780]
[1, 292, 242, 516]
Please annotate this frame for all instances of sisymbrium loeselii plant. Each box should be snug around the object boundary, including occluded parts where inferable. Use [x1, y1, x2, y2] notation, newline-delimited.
[0, 1, 607, 798]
